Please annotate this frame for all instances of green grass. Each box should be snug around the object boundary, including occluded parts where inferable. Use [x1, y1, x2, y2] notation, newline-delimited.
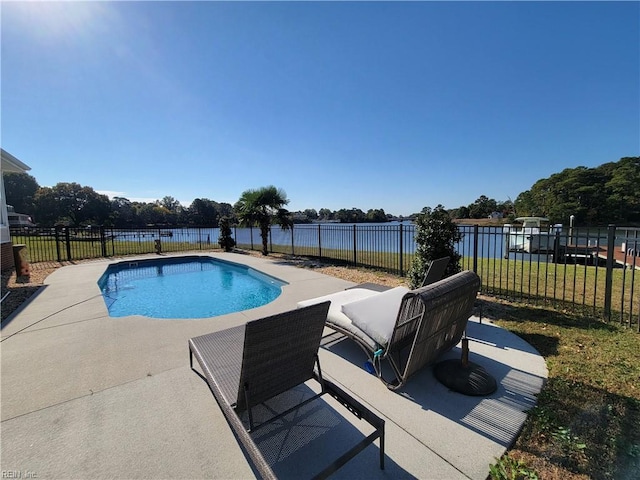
[482, 298, 640, 479]
[269, 247, 638, 325]
[471, 256, 639, 325]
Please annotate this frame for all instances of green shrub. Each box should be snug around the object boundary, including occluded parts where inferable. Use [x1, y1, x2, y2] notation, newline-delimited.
[407, 205, 462, 288]
[218, 216, 236, 252]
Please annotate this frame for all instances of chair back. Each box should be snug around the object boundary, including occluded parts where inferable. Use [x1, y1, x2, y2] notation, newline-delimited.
[235, 301, 330, 412]
[389, 271, 480, 386]
[421, 256, 450, 287]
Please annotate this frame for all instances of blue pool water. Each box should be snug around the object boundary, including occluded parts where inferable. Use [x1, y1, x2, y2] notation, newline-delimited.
[98, 256, 286, 319]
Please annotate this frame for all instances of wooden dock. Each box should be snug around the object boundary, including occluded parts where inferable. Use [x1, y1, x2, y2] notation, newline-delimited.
[595, 245, 640, 270]
[561, 244, 640, 269]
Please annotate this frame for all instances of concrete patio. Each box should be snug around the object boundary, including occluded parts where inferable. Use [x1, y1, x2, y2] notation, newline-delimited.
[0, 252, 547, 479]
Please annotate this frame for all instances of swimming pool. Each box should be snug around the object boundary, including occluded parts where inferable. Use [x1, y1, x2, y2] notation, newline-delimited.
[98, 256, 287, 319]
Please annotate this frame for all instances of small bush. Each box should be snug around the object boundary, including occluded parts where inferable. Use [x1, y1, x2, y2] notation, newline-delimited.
[218, 216, 236, 252]
[407, 205, 462, 288]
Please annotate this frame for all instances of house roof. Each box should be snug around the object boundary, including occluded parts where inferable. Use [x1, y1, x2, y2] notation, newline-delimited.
[1, 149, 31, 173]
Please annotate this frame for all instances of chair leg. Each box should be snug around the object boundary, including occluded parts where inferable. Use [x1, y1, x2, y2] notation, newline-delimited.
[243, 383, 254, 431]
[379, 423, 385, 470]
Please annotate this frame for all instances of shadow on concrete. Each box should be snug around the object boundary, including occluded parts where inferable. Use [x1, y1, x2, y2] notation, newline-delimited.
[224, 383, 409, 479]
[0, 283, 47, 330]
[321, 319, 548, 450]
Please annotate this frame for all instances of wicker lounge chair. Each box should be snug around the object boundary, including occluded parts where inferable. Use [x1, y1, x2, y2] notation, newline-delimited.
[189, 302, 385, 479]
[298, 271, 481, 390]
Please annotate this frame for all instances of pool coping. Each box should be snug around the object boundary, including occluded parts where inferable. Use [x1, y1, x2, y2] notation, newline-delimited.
[0, 251, 547, 479]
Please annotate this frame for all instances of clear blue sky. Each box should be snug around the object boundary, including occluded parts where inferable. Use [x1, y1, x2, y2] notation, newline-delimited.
[2, 1, 638, 217]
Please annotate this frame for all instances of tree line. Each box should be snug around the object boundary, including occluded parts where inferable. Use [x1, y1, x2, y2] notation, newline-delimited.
[513, 156, 639, 225]
[4, 156, 638, 228]
[450, 156, 639, 225]
[2, 174, 396, 227]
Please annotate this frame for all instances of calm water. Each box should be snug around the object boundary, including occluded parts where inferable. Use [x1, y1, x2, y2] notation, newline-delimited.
[111, 224, 636, 262]
[98, 256, 285, 319]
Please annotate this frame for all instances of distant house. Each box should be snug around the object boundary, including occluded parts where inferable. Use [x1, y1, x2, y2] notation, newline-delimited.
[488, 212, 503, 220]
[1, 149, 31, 271]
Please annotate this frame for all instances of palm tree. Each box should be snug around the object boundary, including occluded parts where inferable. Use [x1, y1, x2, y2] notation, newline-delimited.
[234, 186, 293, 256]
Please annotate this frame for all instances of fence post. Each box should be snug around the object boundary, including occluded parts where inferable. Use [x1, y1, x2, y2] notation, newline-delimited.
[250, 226, 254, 250]
[353, 224, 357, 266]
[399, 222, 404, 277]
[291, 224, 295, 256]
[100, 226, 107, 257]
[65, 227, 72, 261]
[318, 224, 322, 259]
[603, 224, 616, 322]
[54, 226, 62, 262]
[473, 224, 479, 273]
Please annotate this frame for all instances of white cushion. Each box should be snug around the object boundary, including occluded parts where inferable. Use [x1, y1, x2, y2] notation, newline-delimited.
[297, 289, 378, 329]
[297, 288, 378, 310]
[341, 286, 409, 347]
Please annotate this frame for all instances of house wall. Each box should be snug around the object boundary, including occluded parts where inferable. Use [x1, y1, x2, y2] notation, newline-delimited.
[1, 149, 31, 272]
[1, 165, 10, 245]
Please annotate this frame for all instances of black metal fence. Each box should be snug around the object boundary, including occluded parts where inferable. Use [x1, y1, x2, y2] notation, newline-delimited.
[9, 223, 639, 328]
[9, 226, 220, 262]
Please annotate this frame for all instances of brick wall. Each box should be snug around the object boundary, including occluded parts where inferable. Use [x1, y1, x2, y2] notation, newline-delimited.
[1, 241, 15, 272]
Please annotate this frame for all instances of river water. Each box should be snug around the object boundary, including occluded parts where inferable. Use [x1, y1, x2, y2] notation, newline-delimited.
[112, 223, 637, 263]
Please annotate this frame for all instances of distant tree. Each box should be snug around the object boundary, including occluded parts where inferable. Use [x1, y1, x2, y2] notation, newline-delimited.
[3, 172, 40, 216]
[454, 206, 470, 219]
[407, 205, 462, 289]
[33, 182, 111, 226]
[133, 202, 172, 226]
[513, 190, 534, 218]
[468, 195, 497, 219]
[189, 198, 219, 225]
[336, 208, 366, 223]
[514, 157, 640, 225]
[291, 211, 312, 224]
[496, 199, 514, 218]
[110, 197, 136, 227]
[218, 202, 234, 219]
[604, 157, 640, 223]
[303, 208, 318, 220]
[156, 196, 185, 224]
[318, 208, 333, 220]
[159, 196, 181, 211]
[365, 208, 387, 222]
[234, 186, 292, 255]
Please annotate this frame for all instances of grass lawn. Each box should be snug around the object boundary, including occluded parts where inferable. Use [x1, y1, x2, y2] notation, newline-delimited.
[480, 297, 640, 480]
